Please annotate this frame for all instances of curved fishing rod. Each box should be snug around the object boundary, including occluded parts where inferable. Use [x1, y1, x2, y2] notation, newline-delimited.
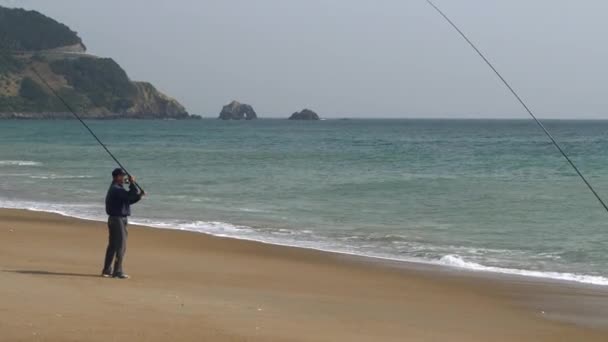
[425, 0, 608, 213]
[29, 65, 145, 193]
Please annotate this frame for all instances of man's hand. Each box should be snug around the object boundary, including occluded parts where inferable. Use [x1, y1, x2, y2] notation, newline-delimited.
[128, 175, 136, 184]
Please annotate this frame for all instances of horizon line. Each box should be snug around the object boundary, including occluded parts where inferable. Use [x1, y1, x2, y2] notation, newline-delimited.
[197, 116, 608, 121]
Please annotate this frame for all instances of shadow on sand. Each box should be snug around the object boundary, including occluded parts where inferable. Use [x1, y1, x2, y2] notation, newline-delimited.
[3, 269, 100, 278]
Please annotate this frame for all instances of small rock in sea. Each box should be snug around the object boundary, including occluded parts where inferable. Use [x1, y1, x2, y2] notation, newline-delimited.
[289, 109, 320, 120]
[218, 100, 258, 120]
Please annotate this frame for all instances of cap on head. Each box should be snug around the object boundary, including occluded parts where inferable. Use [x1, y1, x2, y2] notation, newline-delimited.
[112, 168, 126, 177]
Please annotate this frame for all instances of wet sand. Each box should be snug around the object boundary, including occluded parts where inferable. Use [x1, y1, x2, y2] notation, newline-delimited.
[1, 208, 607, 341]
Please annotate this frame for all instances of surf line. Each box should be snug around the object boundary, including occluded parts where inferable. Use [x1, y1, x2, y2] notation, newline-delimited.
[425, 0, 608, 213]
[28, 65, 144, 193]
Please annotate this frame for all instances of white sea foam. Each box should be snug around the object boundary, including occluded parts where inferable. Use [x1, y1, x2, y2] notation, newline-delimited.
[1, 197, 607, 287]
[438, 255, 608, 286]
[0, 198, 102, 221]
[0, 160, 42, 166]
[142, 219, 255, 237]
[238, 207, 266, 213]
[29, 174, 93, 180]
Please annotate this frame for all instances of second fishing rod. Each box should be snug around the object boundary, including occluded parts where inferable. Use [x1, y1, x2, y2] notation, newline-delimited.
[425, 0, 608, 214]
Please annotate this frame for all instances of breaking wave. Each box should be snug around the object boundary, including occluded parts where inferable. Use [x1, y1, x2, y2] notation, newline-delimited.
[438, 255, 608, 286]
[0, 160, 42, 166]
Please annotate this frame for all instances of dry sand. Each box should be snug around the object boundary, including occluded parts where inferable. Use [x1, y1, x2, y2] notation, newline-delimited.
[1, 208, 607, 341]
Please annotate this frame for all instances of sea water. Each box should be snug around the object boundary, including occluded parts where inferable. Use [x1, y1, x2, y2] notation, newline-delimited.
[1, 119, 608, 285]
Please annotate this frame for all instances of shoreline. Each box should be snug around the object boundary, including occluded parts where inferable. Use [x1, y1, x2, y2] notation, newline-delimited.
[1, 208, 608, 341]
[3, 199, 608, 287]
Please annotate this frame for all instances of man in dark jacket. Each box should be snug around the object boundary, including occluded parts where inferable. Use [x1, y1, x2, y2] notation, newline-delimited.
[102, 168, 144, 279]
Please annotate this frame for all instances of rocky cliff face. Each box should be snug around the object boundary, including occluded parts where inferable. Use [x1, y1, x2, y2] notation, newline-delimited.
[0, 5, 192, 119]
[218, 100, 257, 120]
[289, 109, 320, 120]
[126, 82, 189, 119]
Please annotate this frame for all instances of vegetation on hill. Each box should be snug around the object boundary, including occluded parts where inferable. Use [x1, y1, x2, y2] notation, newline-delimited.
[0, 50, 24, 75]
[18, 77, 46, 101]
[0, 6, 83, 51]
[0, 75, 87, 113]
[50, 58, 136, 112]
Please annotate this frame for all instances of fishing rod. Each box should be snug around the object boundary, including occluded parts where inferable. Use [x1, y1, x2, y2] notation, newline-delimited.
[29, 64, 145, 193]
[425, 0, 608, 213]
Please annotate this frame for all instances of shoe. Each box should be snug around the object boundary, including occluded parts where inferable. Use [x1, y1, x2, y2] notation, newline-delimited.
[101, 270, 112, 278]
[113, 273, 130, 279]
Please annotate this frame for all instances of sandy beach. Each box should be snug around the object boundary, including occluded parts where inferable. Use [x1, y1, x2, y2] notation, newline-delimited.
[1, 208, 607, 341]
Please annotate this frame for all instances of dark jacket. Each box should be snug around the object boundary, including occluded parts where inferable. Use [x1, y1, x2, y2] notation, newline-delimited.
[105, 182, 142, 217]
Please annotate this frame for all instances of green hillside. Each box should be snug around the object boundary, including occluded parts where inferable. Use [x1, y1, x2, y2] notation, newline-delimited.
[50, 57, 137, 112]
[0, 5, 191, 119]
[0, 6, 83, 51]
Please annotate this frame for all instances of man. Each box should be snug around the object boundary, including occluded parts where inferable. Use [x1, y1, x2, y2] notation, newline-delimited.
[102, 168, 144, 279]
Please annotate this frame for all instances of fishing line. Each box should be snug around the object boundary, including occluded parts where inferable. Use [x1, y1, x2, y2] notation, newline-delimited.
[28, 62, 144, 193]
[425, 0, 608, 213]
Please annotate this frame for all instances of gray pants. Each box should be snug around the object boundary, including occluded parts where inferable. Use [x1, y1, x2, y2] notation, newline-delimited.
[103, 216, 128, 275]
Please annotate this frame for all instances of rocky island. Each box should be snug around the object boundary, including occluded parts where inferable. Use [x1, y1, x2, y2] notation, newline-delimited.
[289, 109, 320, 120]
[218, 100, 257, 120]
[0, 6, 192, 119]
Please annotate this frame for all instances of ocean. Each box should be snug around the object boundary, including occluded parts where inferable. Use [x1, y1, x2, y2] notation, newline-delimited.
[1, 119, 608, 285]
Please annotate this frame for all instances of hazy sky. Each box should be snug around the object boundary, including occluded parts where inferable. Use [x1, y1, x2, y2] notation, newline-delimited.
[2, 0, 607, 118]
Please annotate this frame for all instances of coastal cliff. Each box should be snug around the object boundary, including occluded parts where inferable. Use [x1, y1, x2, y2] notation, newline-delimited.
[0, 6, 191, 119]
